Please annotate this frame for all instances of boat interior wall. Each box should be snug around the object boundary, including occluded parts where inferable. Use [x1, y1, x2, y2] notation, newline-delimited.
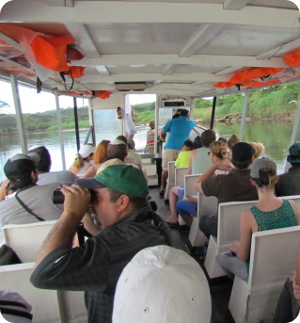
[91, 93, 124, 110]
[1, 1, 300, 99]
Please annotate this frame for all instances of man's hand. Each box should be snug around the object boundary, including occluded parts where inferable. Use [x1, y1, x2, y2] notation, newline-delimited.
[61, 184, 91, 222]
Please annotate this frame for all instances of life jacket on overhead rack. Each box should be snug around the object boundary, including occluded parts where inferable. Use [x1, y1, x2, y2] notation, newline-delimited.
[214, 67, 283, 90]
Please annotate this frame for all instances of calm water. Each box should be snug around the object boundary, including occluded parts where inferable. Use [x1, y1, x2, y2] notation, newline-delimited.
[0, 121, 297, 182]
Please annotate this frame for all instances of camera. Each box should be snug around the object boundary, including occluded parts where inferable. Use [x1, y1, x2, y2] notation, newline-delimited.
[53, 187, 97, 204]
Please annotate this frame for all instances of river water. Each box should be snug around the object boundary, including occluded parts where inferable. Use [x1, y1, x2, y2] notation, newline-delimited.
[0, 120, 298, 182]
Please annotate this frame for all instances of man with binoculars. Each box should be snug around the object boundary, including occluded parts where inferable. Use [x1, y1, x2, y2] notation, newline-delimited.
[30, 158, 172, 323]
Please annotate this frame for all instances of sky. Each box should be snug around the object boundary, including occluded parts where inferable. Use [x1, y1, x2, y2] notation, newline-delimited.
[0, 80, 156, 114]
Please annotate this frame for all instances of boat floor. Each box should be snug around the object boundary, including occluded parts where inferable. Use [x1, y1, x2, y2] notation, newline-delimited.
[148, 186, 235, 323]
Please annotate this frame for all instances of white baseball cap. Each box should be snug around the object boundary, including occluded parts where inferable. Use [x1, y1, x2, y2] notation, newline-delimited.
[79, 144, 95, 158]
[113, 245, 211, 323]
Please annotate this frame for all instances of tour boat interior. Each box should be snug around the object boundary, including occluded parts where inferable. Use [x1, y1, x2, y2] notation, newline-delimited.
[1, 1, 300, 322]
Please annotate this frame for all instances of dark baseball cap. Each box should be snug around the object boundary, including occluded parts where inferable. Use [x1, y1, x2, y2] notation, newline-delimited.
[4, 153, 40, 181]
[76, 159, 148, 198]
[231, 142, 254, 163]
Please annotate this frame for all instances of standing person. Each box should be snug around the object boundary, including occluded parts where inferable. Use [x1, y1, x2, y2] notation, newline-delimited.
[159, 109, 196, 197]
[145, 120, 156, 154]
[276, 142, 300, 196]
[30, 162, 172, 323]
[68, 144, 95, 175]
[124, 94, 137, 140]
[217, 157, 300, 281]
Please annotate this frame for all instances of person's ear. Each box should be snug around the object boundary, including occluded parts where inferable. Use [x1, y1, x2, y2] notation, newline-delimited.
[31, 170, 38, 182]
[116, 194, 130, 212]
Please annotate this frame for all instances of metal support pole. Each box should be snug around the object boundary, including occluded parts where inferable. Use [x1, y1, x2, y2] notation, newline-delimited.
[73, 97, 80, 151]
[10, 74, 27, 153]
[210, 97, 217, 129]
[239, 90, 250, 141]
[54, 89, 66, 170]
[88, 98, 95, 144]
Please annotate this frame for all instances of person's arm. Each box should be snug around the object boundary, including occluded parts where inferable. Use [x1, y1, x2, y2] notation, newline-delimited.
[34, 184, 91, 267]
[195, 164, 218, 193]
[230, 210, 253, 261]
[0, 179, 11, 201]
[187, 150, 195, 175]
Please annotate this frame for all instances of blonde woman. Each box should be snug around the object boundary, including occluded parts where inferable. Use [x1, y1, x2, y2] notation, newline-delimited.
[249, 141, 265, 159]
[175, 140, 230, 228]
[69, 144, 95, 175]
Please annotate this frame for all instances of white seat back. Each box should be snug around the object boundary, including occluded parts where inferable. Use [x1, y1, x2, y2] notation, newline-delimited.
[175, 167, 188, 186]
[229, 225, 300, 323]
[217, 200, 257, 245]
[0, 262, 61, 322]
[183, 174, 200, 199]
[197, 192, 218, 218]
[167, 161, 176, 186]
[3, 220, 57, 262]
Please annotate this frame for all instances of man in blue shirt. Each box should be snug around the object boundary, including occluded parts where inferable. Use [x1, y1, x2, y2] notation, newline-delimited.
[159, 109, 196, 197]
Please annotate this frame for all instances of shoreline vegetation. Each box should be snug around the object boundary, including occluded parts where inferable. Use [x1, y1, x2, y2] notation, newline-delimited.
[0, 81, 299, 135]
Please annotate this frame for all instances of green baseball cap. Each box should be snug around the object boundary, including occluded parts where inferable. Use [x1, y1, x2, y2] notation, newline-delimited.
[76, 163, 148, 198]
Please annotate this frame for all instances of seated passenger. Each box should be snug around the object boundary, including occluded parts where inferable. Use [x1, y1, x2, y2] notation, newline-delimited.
[30, 162, 172, 323]
[107, 138, 138, 166]
[276, 142, 300, 196]
[249, 141, 265, 160]
[113, 245, 211, 323]
[174, 139, 194, 168]
[217, 157, 300, 282]
[195, 142, 257, 239]
[272, 246, 300, 323]
[68, 144, 95, 175]
[176, 140, 230, 228]
[165, 130, 215, 226]
[28, 146, 77, 185]
[0, 154, 64, 231]
[144, 120, 155, 154]
[127, 138, 143, 169]
[83, 140, 110, 178]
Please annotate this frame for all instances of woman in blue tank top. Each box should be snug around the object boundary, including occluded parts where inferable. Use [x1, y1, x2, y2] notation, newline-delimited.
[217, 157, 300, 281]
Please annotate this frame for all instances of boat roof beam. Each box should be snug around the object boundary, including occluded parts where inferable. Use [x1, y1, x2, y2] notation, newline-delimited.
[223, 0, 252, 10]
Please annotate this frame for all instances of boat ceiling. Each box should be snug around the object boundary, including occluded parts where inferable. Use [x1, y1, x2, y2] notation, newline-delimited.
[0, 0, 300, 98]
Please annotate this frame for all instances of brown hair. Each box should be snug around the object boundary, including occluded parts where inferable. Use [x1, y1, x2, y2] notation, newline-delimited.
[93, 140, 110, 164]
[228, 133, 240, 150]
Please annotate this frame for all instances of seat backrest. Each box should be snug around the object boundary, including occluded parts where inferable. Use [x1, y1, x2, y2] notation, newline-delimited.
[0, 262, 61, 322]
[175, 167, 188, 186]
[217, 200, 257, 245]
[197, 192, 218, 218]
[184, 174, 200, 199]
[249, 226, 300, 288]
[3, 220, 57, 262]
[217, 195, 300, 246]
[167, 161, 175, 185]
